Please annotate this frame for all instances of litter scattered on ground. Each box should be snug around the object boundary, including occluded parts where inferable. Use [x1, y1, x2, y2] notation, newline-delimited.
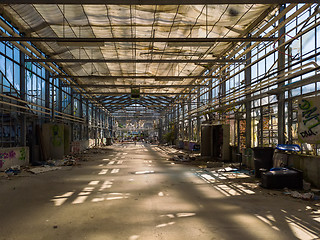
[283, 188, 320, 200]
[61, 155, 81, 166]
[168, 154, 196, 162]
[217, 167, 238, 172]
[5, 165, 21, 176]
[28, 166, 62, 174]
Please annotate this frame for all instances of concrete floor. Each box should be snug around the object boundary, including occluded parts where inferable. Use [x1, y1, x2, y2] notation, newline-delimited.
[1, 143, 320, 240]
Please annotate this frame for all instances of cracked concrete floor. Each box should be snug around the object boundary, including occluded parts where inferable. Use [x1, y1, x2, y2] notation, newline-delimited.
[0, 143, 320, 240]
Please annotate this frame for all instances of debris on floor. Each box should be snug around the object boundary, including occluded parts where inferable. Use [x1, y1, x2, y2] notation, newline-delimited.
[28, 166, 62, 174]
[168, 154, 195, 162]
[283, 189, 320, 200]
[217, 167, 239, 172]
[5, 165, 21, 176]
[61, 155, 81, 166]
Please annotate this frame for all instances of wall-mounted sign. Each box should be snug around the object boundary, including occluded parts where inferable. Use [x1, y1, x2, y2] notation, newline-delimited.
[298, 96, 320, 144]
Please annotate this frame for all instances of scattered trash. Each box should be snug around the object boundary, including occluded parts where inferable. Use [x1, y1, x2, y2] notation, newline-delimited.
[28, 166, 61, 174]
[168, 154, 194, 162]
[292, 191, 314, 200]
[53, 225, 58, 229]
[217, 167, 238, 172]
[5, 165, 21, 176]
[283, 189, 319, 200]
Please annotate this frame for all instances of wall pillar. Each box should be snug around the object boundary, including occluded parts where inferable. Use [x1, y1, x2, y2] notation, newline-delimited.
[19, 52, 26, 146]
[278, 4, 286, 145]
[197, 87, 201, 142]
[188, 97, 192, 141]
[245, 42, 252, 148]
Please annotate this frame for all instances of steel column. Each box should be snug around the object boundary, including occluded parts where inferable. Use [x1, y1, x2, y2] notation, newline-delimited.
[19, 52, 26, 146]
[197, 87, 201, 142]
[278, 5, 286, 145]
[188, 98, 192, 142]
[182, 101, 185, 141]
[245, 42, 252, 148]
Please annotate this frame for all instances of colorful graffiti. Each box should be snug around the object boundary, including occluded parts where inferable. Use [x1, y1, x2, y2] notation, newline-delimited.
[19, 148, 26, 161]
[0, 150, 16, 159]
[298, 96, 320, 144]
[51, 124, 63, 147]
[0, 147, 29, 170]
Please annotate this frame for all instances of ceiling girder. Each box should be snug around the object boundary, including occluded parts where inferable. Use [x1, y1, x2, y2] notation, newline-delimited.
[0, 0, 315, 4]
[67, 84, 207, 88]
[26, 58, 243, 64]
[86, 92, 196, 96]
[104, 99, 168, 107]
[54, 75, 217, 79]
[0, 37, 277, 43]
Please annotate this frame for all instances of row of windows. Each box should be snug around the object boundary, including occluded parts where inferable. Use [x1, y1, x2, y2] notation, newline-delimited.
[169, 4, 320, 155]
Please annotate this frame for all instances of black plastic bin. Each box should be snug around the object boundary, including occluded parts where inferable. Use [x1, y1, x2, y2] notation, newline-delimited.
[261, 168, 303, 189]
[253, 147, 274, 178]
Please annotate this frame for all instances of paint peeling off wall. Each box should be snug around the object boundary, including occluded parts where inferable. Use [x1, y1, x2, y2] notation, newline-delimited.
[0, 147, 29, 170]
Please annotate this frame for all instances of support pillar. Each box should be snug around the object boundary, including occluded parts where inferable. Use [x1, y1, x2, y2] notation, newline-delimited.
[245, 42, 252, 148]
[278, 4, 286, 145]
[45, 70, 50, 119]
[20, 52, 26, 146]
[50, 73, 54, 121]
[70, 88, 74, 141]
[219, 68, 226, 120]
[159, 117, 163, 143]
[188, 98, 192, 142]
[208, 78, 213, 121]
[197, 87, 201, 142]
[182, 101, 185, 140]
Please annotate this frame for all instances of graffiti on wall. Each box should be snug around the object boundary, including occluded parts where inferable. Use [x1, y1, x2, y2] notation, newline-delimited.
[0, 147, 28, 170]
[298, 96, 320, 144]
[51, 124, 63, 147]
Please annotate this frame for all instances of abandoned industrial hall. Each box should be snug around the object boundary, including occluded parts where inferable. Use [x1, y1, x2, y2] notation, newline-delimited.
[1, 1, 320, 239]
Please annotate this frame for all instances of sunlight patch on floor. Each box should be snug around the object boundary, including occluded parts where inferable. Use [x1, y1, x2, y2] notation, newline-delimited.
[72, 196, 88, 204]
[134, 170, 154, 175]
[98, 169, 108, 175]
[254, 214, 280, 231]
[286, 217, 320, 240]
[111, 168, 120, 174]
[156, 222, 175, 228]
[128, 235, 140, 240]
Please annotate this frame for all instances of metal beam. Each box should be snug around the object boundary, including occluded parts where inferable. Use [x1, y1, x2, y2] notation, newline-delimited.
[86, 92, 197, 95]
[1, 37, 277, 43]
[0, 0, 316, 4]
[53, 75, 218, 79]
[66, 84, 207, 88]
[26, 58, 243, 64]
